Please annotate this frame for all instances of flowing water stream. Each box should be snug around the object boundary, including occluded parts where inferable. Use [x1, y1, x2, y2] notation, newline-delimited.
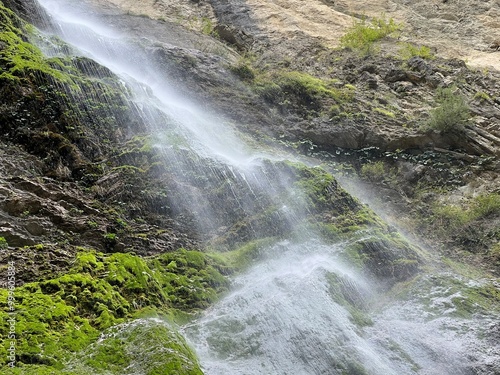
[32, 1, 497, 373]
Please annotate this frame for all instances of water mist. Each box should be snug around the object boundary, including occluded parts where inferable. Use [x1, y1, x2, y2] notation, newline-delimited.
[31, 1, 494, 374]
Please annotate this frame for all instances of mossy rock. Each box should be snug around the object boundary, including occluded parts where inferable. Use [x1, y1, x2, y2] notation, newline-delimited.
[343, 231, 421, 284]
[67, 318, 203, 375]
[0, 3, 146, 181]
[1, 318, 203, 375]
[0, 249, 228, 370]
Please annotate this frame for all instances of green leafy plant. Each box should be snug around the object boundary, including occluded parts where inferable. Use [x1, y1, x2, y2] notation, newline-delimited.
[360, 161, 386, 181]
[229, 62, 255, 81]
[398, 43, 434, 60]
[340, 16, 402, 54]
[426, 87, 470, 132]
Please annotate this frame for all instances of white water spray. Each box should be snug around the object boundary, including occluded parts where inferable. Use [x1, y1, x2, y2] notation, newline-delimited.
[33, 1, 490, 374]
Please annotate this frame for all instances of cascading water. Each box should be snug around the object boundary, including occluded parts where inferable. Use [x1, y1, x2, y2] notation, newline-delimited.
[31, 1, 496, 374]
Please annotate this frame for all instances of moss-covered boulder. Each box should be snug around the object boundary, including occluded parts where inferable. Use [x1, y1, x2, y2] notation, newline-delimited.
[0, 249, 228, 372]
[0, 1, 146, 181]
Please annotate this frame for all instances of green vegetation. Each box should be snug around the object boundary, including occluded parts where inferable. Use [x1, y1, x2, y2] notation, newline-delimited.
[228, 50, 356, 118]
[68, 318, 203, 375]
[0, 236, 7, 249]
[326, 273, 373, 327]
[0, 249, 228, 372]
[425, 87, 470, 132]
[253, 70, 353, 115]
[229, 61, 255, 81]
[207, 238, 277, 272]
[398, 43, 434, 60]
[402, 273, 500, 319]
[473, 91, 491, 102]
[201, 17, 217, 37]
[360, 161, 386, 182]
[340, 16, 402, 54]
[148, 249, 230, 310]
[430, 193, 500, 232]
[374, 107, 396, 118]
[343, 231, 420, 282]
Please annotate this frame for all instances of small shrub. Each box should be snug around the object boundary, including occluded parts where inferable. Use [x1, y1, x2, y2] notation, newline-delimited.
[426, 87, 470, 132]
[340, 16, 402, 54]
[0, 237, 7, 249]
[398, 43, 434, 60]
[472, 193, 500, 218]
[104, 233, 117, 241]
[229, 63, 255, 81]
[201, 17, 217, 37]
[360, 161, 386, 181]
[430, 193, 500, 233]
[431, 204, 469, 230]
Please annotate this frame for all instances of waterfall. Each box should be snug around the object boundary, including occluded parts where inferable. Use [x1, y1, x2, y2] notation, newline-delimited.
[31, 1, 493, 374]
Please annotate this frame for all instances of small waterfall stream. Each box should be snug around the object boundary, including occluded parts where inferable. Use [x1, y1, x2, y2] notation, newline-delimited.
[32, 1, 494, 374]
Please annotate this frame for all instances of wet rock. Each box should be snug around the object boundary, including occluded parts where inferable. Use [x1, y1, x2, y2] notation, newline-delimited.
[1, 0, 53, 28]
[72, 56, 115, 78]
[348, 236, 421, 285]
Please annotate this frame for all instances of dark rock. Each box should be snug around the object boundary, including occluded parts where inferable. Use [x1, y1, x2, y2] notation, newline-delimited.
[214, 24, 251, 50]
[405, 71, 425, 84]
[25, 221, 46, 236]
[407, 56, 434, 75]
[72, 56, 115, 79]
[393, 81, 415, 93]
[0, 225, 36, 247]
[360, 71, 379, 89]
[359, 64, 378, 74]
[385, 68, 408, 83]
[2, 0, 53, 29]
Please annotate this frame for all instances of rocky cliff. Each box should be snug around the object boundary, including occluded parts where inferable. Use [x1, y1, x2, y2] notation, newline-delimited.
[0, 0, 499, 373]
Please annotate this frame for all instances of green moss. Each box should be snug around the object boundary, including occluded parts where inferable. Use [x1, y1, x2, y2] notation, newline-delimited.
[326, 273, 373, 327]
[69, 318, 203, 375]
[229, 62, 255, 81]
[253, 71, 353, 115]
[0, 249, 228, 371]
[0, 6, 77, 85]
[148, 248, 230, 310]
[0, 285, 100, 369]
[208, 238, 277, 272]
[0, 236, 7, 249]
[473, 91, 491, 102]
[342, 231, 420, 282]
[406, 274, 500, 319]
[374, 107, 396, 118]
[386, 340, 421, 372]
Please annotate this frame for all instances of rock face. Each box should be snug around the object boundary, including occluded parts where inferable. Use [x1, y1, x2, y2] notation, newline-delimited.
[0, 0, 499, 374]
